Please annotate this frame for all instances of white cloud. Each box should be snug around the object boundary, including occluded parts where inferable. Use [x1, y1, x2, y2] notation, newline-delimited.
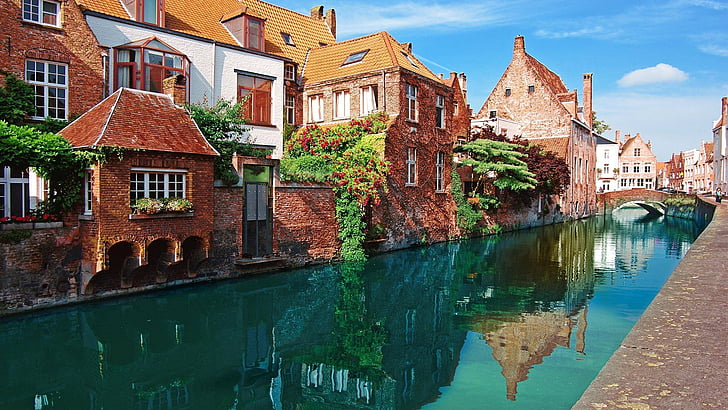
[700, 44, 728, 56]
[682, 0, 728, 10]
[535, 26, 608, 39]
[617, 64, 688, 87]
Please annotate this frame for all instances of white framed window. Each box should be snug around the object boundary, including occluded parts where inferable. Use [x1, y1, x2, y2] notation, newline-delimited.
[130, 169, 186, 203]
[634, 148, 641, 156]
[360, 85, 378, 115]
[622, 164, 629, 173]
[604, 150, 610, 159]
[453, 102, 459, 116]
[406, 83, 417, 122]
[84, 170, 93, 215]
[308, 94, 323, 123]
[285, 94, 295, 125]
[281, 33, 295, 47]
[435, 151, 445, 192]
[637, 178, 645, 187]
[333, 90, 350, 119]
[25, 59, 67, 120]
[22, 0, 60, 27]
[644, 164, 651, 173]
[620, 179, 627, 187]
[284, 64, 295, 81]
[0, 167, 30, 217]
[633, 164, 640, 173]
[406, 147, 417, 185]
[435, 95, 445, 128]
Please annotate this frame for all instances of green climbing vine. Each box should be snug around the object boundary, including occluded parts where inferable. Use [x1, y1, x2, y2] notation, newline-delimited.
[281, 112, 390, 261]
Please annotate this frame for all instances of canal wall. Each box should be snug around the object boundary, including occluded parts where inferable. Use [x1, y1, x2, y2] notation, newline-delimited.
[573, 196, 724, 409]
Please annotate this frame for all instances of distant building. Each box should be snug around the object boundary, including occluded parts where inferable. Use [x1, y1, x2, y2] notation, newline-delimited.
[666, 153, 684, 191]
[682, 148, 699, 193]
[475, 36, 597, 218]
[656, 161, 669, 189]
[595, 135, 619, 192]
[713, 97, 728, 193]
[694, 141, 714, 194]
[617, 132, 657, 190]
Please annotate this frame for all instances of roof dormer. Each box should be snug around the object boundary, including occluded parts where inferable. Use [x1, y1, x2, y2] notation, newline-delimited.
[121, 0, 165, 27]
[221, 7, 266, 52]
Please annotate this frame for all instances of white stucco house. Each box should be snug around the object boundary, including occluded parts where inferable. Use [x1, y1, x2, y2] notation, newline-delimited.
[595, 135, 619, 192]
[713, 97, 727, 193]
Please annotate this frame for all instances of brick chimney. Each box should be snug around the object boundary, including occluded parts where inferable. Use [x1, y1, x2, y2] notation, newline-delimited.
[514, 35, 525, 56]
[459, 72, 467, 103]
[163, 74, 186, 106]
[583, 73, 593, 128]
[722, 97, 728, 125]
[325, 8, 336, 39]
[310, 5, 323, 19]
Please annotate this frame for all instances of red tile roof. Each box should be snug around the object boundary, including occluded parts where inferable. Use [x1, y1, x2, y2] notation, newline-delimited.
[59, 88, 218, 156]
[302, 31, 442, 84]
[525, 136, 570, 158]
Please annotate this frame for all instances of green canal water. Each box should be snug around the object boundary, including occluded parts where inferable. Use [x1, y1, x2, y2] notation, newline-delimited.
[0, 208, 703, 409]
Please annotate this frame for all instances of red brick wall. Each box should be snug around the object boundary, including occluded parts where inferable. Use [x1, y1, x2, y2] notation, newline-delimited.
[79, 151, 215, 276]
[273, 182, 339, 262]
[212, 186, 243, 263]
[1, 0, 105, 118]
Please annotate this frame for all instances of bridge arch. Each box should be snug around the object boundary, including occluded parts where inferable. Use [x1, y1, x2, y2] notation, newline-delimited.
[597, 188, 673, 215]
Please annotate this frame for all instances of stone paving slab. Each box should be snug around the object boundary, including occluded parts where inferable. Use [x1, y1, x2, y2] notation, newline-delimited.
[573, 200, 728, 409]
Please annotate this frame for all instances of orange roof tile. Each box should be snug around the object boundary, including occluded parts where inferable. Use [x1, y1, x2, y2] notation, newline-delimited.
[302, 31, 441, 84]
[59, 88, 218, 156]
[76, 0, 334, 66]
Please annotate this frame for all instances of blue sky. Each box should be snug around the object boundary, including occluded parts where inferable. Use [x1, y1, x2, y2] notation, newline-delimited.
[276, 0, 728, 161]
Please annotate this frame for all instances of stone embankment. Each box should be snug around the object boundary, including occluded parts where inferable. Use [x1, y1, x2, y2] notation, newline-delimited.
[574, 197, 726, 409]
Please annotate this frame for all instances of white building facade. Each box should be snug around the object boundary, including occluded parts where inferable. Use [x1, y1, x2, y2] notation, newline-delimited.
[714, 97, 728, 193]
[595, 135, 619, 192]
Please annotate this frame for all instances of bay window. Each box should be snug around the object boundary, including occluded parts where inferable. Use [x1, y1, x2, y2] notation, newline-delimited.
[114, 38, 188, 96]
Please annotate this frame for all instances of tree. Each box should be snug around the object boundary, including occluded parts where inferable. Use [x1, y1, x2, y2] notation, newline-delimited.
[0, 71, 35, 125]
[592, 111, 611, 135]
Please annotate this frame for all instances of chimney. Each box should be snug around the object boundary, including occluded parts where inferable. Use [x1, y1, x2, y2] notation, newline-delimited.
[583, 73, 593, 128]
[401, 42, 412, 53]
[615, 130, 621, 143]
[723, 97, 728, 124]
[438, 73, 444, 80]
[163, 74, 186, 106]
[324, 8, 336, 39]
[459, 72, 468, 103]
[310, 5, 323, 20]
[514, 35, 525, 55]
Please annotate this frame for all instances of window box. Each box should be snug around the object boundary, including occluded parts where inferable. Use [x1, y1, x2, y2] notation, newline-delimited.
[129, 211, 194, 220]
[1, 221, 62, 230]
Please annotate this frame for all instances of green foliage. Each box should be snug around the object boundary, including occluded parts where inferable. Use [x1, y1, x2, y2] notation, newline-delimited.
[592, 111, 611, 135]
[451, 169, 483, 233]
[0, 121, 90, 214]
[455, 138, 537, 192]
[664, 195, 696, 210]
[29, 117, 71, 134]
[282, 112, 390, 261]
[131, 197, 193, 214]
[187, 99, 250, 183]
[0, 230, 33, 244]
[0, 71, 35, 125]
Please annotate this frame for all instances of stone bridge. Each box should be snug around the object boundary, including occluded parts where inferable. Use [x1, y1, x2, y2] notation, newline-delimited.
[596, 188, 673, 215]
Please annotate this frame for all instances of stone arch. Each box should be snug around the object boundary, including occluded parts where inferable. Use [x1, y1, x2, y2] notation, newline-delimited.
[167, 236, 208, 280]
[130, 238, 177, 287]
[85, 241, 141, 295]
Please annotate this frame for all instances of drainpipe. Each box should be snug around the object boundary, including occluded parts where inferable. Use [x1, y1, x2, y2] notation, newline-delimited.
[381, 70, 386, 112]
[210, 41, 218, 103]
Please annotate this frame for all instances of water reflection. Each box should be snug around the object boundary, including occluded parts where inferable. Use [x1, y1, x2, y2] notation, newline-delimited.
[0, 209, 701, 409]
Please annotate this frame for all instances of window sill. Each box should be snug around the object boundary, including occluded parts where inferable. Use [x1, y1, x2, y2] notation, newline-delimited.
[79, 214, 94, 221]
[21, 20, 63, 32]
[1, 221, 63, 230]
[247, 122, 277, 129]
[129, 212, 194, 220]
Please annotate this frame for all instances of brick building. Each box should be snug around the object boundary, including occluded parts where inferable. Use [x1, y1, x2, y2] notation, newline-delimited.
[617, 131, 657, 191]
[694, 141, 714, 193]
[1, 0, 106, 218]
[475, 36, 597, 217]
[300, 31, 459, 248]
[666, 152, 684, 191]
[58, 88, 218, 294]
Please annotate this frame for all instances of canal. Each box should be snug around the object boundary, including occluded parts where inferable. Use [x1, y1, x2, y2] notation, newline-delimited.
[0, 208, 704, 409]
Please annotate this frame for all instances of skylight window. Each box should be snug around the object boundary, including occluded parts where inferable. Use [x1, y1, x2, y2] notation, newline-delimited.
[342, 50, 368, 66]
[402, 52, 418, 68]
[281, 32, 295, 46]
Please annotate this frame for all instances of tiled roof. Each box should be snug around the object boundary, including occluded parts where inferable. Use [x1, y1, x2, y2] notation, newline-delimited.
[525, 137, 570, 158]
[76, 0, 334, 65]
[59, 88, 218, 156]
[302, 31, 441, 84]
[525, 54, 568, 95]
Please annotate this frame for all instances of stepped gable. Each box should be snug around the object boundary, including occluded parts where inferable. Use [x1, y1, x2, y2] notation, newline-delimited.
[302, 31, 442, 85]
[76, 0, 334, 63]
[59, 88, 218, 156]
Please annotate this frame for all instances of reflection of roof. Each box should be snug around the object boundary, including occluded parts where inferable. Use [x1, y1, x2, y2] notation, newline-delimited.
[76, 0, 334, 65]
[59, 88, 218, 156]
[303, 32, 442, 84]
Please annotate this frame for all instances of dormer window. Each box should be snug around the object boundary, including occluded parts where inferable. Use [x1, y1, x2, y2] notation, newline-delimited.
[281, 32, 295, 46]
[402, 52, 418, 68]
[342, 50, 368, 66]
[22, 0, 61, 27]
[221, 12, 265, 52]
[121, 0, 165, 27]
[114, 37, 189, 97]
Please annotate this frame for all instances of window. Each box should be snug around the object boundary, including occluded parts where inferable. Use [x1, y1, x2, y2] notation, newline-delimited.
[603, 164, 609, 174]
[246, 17, 264, 51]
[281, 32, 295, 46]
[285, 94, 295, 125]
[222, 14, 265, 51]
[406, 147, 417, 185]
[489, 110, 497, 119]
[114, 38, 188, 95]
[406, 84, 417, 121]
[604, 150, 610, 159]
[435, 95, 445, 128]
[633, 164, 640, 173]
[634, 148, 641, 156]
[435, 151, 445, 192]
[122, 0, 164, 26]
[284, 64, 295, 81]
[84, 170, 93, 215]
[528, 85, 535, 93]
[637, 178, 645, 187]
[505, 88, 511, 97]
[22, 0, 60, 26]
[402, 52, 418, 67]
[238, 74, 272, 125]
[0, 167, 30, 217]
[130, 169, 186, 204]
[308, 94, 323, 122]
[26, 60, 67, 120]
[620, 179, 627, 187]
[622, 164, 629, 173]
[342, 50, 368, 66]
[453, 102, 459, 116]
[360, 85, 378, 115]
[333, 90, 350, 119]
[644, 164, 651, 173]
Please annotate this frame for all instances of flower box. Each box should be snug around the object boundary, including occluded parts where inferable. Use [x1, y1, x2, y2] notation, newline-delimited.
[1, 221, 63, 230]
[129, 211, 194, 220]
